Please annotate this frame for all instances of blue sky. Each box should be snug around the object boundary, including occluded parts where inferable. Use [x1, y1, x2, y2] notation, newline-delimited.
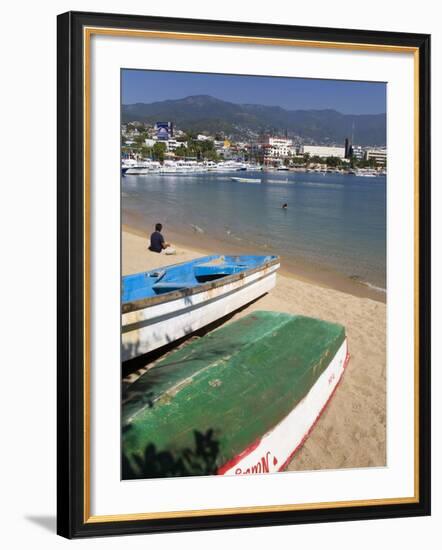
[122, 69, 386, 115]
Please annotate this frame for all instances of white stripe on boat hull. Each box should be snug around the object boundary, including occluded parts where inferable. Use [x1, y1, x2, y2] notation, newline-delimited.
[219, 338, 348, 475]
[122, 264, 279, 361]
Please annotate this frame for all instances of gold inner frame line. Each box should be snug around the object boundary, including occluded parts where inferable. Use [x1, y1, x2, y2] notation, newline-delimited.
[85, 26, 418, 53]
[82, 26, 420, 524]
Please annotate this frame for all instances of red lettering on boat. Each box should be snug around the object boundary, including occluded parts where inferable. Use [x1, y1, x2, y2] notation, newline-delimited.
[234, 452, 276, 475]
[261, 451, 271, 472]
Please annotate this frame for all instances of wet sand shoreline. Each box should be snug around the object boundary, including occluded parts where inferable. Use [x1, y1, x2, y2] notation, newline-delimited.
[122, 220, 386, 304]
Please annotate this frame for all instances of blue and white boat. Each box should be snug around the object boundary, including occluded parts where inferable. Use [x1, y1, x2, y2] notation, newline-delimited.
[122, 254, 280, 361]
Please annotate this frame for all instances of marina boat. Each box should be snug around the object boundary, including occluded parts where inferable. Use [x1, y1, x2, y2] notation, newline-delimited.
[159, 160, 207, 174]
[146, 161, 161, 172]
[122, 159, 145, 175]
[121, 158, 138, 174]
[173, 160, 205, 174]
[125, 167, 149, 175]
[122, 311, 349, 478]
[243, 163, 262, 171]
[122, 255, 280, 361]
[355, 169, 377, 177]
[159, 160, 178, 174]
[230, 177, 261, 183]
[203, 160, 218, 170]
[123, 159, 161, 175]
[210, 161, 247, 172]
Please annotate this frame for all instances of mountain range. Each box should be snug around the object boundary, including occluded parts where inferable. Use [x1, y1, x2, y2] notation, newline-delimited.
[122, 95, 386, 146]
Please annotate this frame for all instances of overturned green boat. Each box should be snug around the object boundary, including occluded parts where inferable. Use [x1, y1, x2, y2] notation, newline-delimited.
[122, 311, 349, 479]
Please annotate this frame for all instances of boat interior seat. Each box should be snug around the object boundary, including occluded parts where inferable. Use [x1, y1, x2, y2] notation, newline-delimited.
[147, 269, 166, 280]
[194, 263, 246, 278]
[152, 281, 196, 294]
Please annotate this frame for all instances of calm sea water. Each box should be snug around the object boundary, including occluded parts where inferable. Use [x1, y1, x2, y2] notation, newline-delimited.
[122, 171, 386, 290]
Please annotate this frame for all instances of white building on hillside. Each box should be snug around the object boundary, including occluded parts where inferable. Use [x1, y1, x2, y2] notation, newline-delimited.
[365, 148, 387, 164]
[145, 137, 187, 151]
[352, 146, 365, 160]
[165, 139, 187, 151]
[302, 145, 346, 158]
[251, 137, 295, 162]
[264, 137, 294, 158]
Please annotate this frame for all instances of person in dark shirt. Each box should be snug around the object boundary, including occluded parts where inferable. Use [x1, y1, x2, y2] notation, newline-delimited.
[149, 223, 170, 253]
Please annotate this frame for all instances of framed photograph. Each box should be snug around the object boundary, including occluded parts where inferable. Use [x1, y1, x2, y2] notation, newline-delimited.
[57, 11, 431, 538]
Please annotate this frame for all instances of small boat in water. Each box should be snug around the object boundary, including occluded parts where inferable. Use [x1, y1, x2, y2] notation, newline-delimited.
[122, 311, 349, 478]
[122, 255, 280, 361]
[230, 177, 261, 183]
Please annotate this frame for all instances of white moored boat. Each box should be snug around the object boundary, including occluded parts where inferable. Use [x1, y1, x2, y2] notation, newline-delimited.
[122, 255, 280, 361]
[211, 161, 246, 172]
[123, 159, 161, 175]
[355, 169, 377, 177]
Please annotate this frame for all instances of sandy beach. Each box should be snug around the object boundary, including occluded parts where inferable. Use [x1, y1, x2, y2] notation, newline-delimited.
[122, 226, 386, 472]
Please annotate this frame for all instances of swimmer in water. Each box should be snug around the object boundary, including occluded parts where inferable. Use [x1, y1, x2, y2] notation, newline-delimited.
[282, 203, 288, 209]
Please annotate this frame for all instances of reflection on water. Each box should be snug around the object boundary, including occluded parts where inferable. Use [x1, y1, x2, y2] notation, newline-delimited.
[122, 171, 386, 289]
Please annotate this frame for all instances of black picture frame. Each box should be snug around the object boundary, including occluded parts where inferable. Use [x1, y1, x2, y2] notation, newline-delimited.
[57, 10, 431, 539]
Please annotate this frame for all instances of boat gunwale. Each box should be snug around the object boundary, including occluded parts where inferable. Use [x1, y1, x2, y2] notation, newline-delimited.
[122, 256, 280, 313]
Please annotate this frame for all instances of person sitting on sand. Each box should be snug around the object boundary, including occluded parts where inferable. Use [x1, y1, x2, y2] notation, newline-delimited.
[148, 223, 171, 253]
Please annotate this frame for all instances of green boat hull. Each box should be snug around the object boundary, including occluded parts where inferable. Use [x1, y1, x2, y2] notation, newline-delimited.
[122, 311, 346, 479]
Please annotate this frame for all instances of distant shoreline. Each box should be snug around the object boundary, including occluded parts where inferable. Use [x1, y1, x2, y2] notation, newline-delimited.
[123, 219, 386, 304]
